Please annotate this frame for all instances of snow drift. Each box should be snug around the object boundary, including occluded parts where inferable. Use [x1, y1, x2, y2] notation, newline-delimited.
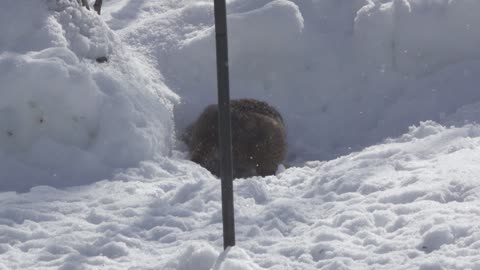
[0, 0, 178, 192]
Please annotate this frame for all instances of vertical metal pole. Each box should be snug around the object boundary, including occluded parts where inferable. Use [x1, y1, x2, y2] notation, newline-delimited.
[213, 0, 236, 249]
[93, 0, 103, 15]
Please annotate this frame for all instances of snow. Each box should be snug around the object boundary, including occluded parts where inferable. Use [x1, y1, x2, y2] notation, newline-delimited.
[2, 0, 480, 269]
[0, 0, 178, 191]
[3, 122, 480, 269]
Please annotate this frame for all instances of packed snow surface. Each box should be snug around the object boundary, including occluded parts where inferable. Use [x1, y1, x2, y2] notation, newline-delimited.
[2, 0, 480, 269]
[3, 121, 480, 269]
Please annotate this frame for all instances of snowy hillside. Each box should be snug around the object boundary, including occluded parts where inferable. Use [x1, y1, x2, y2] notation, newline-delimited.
[2, 0, 480, 269]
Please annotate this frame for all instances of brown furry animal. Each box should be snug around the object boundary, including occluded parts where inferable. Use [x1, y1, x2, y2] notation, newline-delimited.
[183, 99, 287, 178]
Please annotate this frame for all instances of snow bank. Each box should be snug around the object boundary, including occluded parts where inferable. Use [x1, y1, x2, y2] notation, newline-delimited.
[110, 0, 480, 162]
[0, 0, 178, 192]
[355, 0, 480, 75]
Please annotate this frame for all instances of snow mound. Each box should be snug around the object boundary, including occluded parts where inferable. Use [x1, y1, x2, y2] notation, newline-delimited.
[212, 247, 264, 270]
[0, 0, 178, 192]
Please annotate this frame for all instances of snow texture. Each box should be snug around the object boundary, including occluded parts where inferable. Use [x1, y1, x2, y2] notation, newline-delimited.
[2, 0, 480, 269]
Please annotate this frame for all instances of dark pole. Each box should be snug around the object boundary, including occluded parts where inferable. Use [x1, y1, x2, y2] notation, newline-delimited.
[213, 0, 235, 249]
[93, 0, 103, 15]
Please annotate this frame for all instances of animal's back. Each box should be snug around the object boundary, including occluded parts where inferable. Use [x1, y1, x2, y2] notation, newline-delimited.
[184, 99, 287, 178]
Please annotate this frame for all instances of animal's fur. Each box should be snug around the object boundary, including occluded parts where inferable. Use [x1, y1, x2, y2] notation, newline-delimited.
[183, 99, 287, 178]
